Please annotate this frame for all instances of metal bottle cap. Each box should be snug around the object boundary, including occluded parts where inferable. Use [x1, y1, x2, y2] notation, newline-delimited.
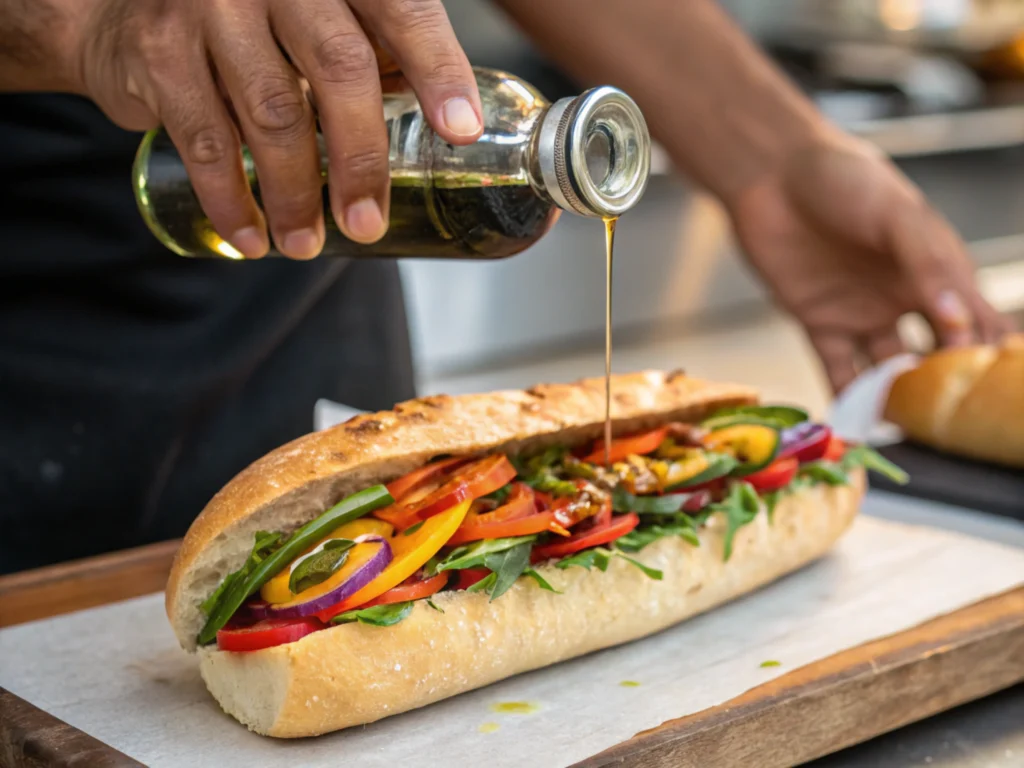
[536, 86, 651, 218]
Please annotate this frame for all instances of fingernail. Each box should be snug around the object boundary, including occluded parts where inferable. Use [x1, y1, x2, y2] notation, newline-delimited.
[229, 227, 267, 259]
[443, 97, 481, 137]
[344, 198, 387, 243]
[936, 290, 970, 327]
[281, 228, 322, 260]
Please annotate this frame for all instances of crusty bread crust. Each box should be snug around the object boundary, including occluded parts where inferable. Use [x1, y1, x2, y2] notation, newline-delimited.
[198, 471, 864, 738]
[167, 371, 759, 650]
[884, 335, 1023, 469]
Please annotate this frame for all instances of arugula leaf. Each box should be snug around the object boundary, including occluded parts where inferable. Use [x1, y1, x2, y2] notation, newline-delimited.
[711, 482, 760, 562]
[841, 445, 909, 485]
[797, 461, 849, 486]
[288, 539, 355, 594]
[199, 530, 282, 616]
[524, 567, 560, 593]
[762, 489, 782, 524]
[556, 546, 662, 580]
[426, 598, 444, 613]
[482, 484, 513, 504]
[520, 470, 578, 497]
[433, 536, 537, 573]
[512, 446, 578, 496]
[617, 554, 663, 580]
[482, 543, 533, 601]
[331, 601, 413, 627]
[513, 445, 567, 474]
[614, 514, 701, 553]
[556, 547, 614, 572]
[466, 572, 497, 593]
[613, 486, 707, 515]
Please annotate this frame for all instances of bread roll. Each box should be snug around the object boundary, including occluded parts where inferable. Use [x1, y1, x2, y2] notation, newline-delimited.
[165, 370, 865, 738]
[884, 335, 1024, 468]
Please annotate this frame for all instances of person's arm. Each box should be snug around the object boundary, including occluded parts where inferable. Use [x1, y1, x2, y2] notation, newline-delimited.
[0, 0, 88, 92]
[496, 0, 825, 205]
[498, 0, 1009, 390]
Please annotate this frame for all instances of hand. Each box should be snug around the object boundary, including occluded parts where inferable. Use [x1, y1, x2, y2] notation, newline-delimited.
[727, 130, 1010, 392]
[74, 0, 483, 259]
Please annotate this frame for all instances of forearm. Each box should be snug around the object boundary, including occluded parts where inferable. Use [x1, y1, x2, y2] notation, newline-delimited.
[0, 0, 87, 92]
[497, 0, 831, 205]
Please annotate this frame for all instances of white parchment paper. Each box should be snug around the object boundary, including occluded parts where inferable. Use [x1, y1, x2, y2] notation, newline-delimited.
[2, 497, 1022, 768]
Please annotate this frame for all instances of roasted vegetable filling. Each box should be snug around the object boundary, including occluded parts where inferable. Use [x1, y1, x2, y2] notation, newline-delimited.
[201, 405, 907, 651]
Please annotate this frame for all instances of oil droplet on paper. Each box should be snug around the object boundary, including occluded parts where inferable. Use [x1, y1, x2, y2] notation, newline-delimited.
[619, 680, 641, 687]
[479, 721, 500, 734]
[760, 660, 782, 668]
[490, 701, 539, 715]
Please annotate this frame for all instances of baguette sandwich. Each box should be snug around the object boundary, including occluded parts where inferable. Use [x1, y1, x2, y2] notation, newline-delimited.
[884, 334, 1024, 469]
[166, 371, 906, 738]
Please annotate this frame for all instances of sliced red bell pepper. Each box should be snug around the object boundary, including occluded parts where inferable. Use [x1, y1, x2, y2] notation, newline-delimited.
[357, 572, 448, 609]
[454, 568, 492, 590]
[583, 427, 669, 465]
[823, 436, 846, 462]
[385, 456, 470, 501]
[531, 513, 640, 562]
[375, 454, 516, 530]
[744, 457, 798, 492]
[216, 617, 323, 652]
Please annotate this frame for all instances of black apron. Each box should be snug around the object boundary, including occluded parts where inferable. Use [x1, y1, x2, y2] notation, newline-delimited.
[0, 95, 416, 573]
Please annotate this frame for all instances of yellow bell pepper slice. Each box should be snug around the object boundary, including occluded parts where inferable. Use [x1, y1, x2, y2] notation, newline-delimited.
[261, 517, 394, 605]
[328, 499, 472, 614]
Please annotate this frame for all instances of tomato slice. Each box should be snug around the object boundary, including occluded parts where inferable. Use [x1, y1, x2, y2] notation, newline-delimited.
[823, 436, 846, 462]
[385, 456, 470, 501]
[454, 568, 492, 590]
[531, 513, 640, 562]
[583, 427, 669, 465]
[316, 499, 472, 622]
[216, 617, 322, 652]
[744, 457, 798, 492]
[357, 572, 448, 609]
[374, 454, 516, 530]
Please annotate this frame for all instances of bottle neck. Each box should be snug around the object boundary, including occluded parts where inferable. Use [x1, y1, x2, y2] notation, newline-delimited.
[530, 87, 652, 220]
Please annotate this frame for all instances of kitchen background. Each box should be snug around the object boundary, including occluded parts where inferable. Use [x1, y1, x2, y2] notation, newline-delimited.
[397, 0, 1024, 418]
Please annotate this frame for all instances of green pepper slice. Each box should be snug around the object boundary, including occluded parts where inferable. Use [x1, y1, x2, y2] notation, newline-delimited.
[197, 484, 393, 645]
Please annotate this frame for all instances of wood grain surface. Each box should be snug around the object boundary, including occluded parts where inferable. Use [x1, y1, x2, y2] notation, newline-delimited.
[0, 688, 143, 768]
[1, 542, 1021, 767]
[0, 541, 179, 629]
[576, 586, 1024, 767]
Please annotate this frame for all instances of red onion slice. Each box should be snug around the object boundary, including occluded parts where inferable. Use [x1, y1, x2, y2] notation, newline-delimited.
[779, 423, 832, 463]
[267, 535, 392, 619]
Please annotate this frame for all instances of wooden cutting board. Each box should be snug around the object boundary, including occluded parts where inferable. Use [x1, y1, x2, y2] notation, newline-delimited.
[1, 538, 1022, 768]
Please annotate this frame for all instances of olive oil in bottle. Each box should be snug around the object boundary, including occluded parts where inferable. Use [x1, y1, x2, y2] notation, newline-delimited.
[133, 68, 651, 261]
